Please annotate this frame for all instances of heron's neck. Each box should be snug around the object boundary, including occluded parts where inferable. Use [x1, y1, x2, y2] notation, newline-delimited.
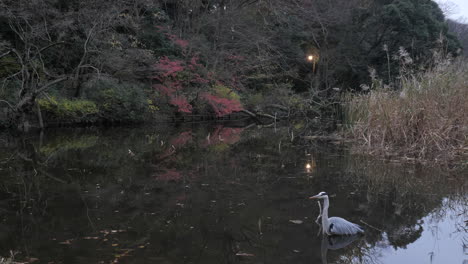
[322, 197, 330, 232]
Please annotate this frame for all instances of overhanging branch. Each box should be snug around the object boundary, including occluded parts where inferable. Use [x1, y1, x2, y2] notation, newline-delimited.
[35, 77, 68, 94]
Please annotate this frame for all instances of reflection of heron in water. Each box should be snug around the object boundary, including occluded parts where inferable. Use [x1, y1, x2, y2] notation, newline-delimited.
[321, 234, 361, 264]
[309, 192, 364, 235]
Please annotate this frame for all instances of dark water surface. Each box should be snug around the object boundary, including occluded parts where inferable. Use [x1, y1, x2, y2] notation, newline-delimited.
[0, 124, 466, 264]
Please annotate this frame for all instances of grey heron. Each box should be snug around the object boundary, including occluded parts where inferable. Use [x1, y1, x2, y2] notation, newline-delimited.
[309, 191, 364, 236]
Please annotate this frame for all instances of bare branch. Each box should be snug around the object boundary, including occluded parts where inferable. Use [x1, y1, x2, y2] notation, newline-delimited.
[0, 100, 14, 109]
[0, 50, 11, 59]
[37, 41, 66, 55]
[35, 77, 68, 94]
[79, 64, 101, 76]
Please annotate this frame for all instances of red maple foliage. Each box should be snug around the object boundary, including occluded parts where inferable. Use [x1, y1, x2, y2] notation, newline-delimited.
[152, 30, 243, 116]
[154, 56, 185, 78]
[174, 38, 189, 49]
[191, 73, 209, 84]
[170, 96, 192, 113]
[201, 92, 243, 117]
[153, 84, 174, 96]
[189, 56, 203, 69]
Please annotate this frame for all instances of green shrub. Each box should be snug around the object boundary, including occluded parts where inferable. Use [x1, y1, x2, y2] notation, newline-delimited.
[38, 97, 98, 122]
[83, 78, 151, 122]
[212, 84, 241, 101]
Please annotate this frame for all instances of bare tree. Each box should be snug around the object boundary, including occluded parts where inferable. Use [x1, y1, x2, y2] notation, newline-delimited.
[0, 3, 68, 130]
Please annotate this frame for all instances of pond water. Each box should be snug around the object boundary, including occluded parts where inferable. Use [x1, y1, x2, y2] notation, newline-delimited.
[0, 123, 466, 264]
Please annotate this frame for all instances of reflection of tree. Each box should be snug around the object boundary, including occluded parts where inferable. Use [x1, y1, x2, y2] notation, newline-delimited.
[0, 126, 465, 263]
[387, 224, 423, 249]
[341, 157, 466, 257]
[153, 125, 245, 183]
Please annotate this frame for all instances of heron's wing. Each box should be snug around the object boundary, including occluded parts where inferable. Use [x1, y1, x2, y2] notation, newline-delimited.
[328, 217, 364, 235]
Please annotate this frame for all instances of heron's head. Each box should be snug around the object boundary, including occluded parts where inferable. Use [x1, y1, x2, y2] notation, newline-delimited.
[309, 191, 328, 199]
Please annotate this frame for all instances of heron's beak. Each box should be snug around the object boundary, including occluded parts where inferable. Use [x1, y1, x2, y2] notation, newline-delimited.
[309, 195, 319, 199]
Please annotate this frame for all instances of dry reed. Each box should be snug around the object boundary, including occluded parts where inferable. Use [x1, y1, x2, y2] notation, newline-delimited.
[344, 59, 468, 161]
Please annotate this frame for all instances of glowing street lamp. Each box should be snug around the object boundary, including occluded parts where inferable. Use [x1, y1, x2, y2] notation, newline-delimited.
[307, 54, 316, 73]
[305, 159, 316, 174]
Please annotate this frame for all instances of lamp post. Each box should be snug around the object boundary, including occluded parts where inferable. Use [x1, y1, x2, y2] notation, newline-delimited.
[307, 55, 316, 73]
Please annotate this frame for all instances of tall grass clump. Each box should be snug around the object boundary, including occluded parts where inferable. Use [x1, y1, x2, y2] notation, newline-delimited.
[344, 58, 468, 161]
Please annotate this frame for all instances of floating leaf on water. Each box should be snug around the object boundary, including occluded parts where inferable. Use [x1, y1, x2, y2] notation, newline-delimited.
[112, 244, 119, 247]
[236, 252, 254, 257]
[83, 236, 99, 240]
[289, 220, 303, 224]
[258, 218, 262, 235]
[59, 240, 73, 245]
[138, 245, 145, 248]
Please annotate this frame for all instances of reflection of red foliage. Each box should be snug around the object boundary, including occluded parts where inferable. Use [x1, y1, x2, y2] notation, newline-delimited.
[158, 147, 176, 161]
[203, 126, 244, 146]
[170, 96, 192, 113]
[175, 193, 187, 201]
[155, 169, 183, 181]
[201, 92, 243, 117]
[170, 131, 192, 148]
